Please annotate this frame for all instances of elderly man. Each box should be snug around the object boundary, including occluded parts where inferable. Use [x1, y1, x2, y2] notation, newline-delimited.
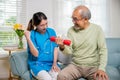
[56, 5, 109, 80]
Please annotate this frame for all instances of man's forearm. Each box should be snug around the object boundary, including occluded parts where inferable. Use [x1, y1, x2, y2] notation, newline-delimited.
[59, 45, 65, 51]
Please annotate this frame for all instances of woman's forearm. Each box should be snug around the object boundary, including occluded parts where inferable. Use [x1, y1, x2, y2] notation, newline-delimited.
[27, 38, 38, 57]
[53, 47, 58, 64]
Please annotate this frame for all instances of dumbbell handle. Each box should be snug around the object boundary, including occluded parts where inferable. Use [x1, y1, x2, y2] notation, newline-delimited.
[50, 36, 71, 46]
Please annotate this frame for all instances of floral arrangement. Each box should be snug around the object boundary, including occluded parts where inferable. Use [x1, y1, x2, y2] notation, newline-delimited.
[13, 23, 24, 49]
[13, 24, 24, 37]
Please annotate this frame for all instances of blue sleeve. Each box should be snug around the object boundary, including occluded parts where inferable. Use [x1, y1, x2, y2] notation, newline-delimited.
[52, 29, 56, 37]
[48, 28, 58, 47]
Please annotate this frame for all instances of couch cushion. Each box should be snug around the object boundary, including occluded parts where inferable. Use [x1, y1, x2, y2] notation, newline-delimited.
[21, 71, 31, 80]
[58, 50, 71, 65]
[9, 50, 30, 78]
[107, 52, 120, 67]
[106, 38, 120, 53]
[106, 66, 120, 80]
[106, 38, 120, 66]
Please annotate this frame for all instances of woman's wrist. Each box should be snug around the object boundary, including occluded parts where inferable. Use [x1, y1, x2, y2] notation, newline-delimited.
[53, 62, 57, 66]
[26, 37, 31, 41]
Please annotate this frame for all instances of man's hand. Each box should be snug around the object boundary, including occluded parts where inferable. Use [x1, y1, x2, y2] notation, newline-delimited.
[55, 37, 65, 50]
[55, 37, 64, 46]
[94, 70, 109, 80]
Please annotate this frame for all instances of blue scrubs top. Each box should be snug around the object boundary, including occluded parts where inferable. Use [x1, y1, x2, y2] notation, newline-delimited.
[27, 28, 58, 76]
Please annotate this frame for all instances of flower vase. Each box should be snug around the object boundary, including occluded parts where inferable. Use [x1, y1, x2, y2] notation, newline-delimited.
[18, 36, 23, 49]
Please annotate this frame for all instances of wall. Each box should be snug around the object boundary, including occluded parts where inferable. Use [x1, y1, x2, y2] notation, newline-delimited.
[25, 0, 120, 37]
[107, 0, 120, 37]
[26, 0, 54, 28]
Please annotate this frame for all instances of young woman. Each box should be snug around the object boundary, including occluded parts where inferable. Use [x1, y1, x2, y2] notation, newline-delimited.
[24, 12, 60, 80]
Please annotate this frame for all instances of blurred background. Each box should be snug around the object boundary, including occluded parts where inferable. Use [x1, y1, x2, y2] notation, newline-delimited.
[0, 0, 120, 79]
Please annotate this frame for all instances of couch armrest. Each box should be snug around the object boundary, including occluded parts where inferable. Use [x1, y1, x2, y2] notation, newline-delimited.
[58, 50, 71, 65]
[9, 50, 30, 80]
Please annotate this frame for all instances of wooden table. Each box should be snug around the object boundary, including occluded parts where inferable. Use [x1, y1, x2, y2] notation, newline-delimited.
[3, 45, 26, 80]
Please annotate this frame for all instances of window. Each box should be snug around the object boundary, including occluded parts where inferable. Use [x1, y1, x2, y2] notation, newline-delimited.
[0, 0, 26, 50]
[53, 0, 109, 36]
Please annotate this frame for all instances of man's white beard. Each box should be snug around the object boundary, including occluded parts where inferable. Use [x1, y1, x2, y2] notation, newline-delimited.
[73, 26, 81, 31]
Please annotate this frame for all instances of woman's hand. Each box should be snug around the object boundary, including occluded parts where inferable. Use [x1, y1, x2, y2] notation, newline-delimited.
[24, 30, 30, 40]
[51, 63, 60, 72]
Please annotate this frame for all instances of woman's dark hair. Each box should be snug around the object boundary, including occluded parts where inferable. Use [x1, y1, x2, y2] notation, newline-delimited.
[27, 12, 47, 31]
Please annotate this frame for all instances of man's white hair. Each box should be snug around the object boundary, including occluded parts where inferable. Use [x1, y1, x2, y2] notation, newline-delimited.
[75, 5, 91, 20]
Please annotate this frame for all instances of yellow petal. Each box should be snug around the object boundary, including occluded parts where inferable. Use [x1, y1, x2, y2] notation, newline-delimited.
[13, 24, 21, 30]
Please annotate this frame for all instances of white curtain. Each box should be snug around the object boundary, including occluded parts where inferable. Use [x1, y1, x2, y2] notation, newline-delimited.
[0, 0, 27, 49]
[17, 0, 27, 26]
[53, 0, 109, 36]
